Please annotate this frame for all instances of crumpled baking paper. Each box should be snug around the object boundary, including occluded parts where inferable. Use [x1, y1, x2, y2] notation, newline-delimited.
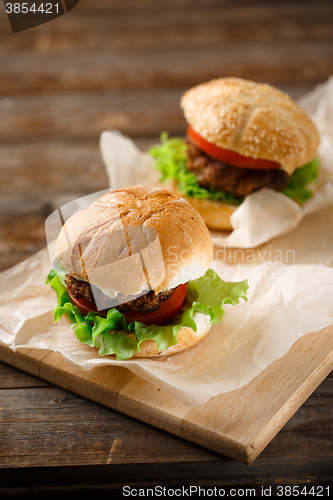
[1, 241, 333, 406]
[1, 80, 333, 407]
[100, 77, 333, 249]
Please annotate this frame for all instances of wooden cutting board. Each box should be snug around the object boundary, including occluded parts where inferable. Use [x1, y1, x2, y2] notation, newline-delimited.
[1, 324, 333, 465]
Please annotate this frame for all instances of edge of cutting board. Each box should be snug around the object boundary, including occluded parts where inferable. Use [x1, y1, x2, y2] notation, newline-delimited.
[1, 323, 333, 464]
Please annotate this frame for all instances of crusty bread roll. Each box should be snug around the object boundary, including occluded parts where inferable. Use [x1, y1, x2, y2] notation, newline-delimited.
[55, 185, 213, 296]
[181, 77, 319, 175]
[131, 312, 211, 358]
[55, 186, 214, 358]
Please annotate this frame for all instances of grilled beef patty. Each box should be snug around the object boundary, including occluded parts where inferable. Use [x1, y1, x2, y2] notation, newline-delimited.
[66, 274, 174, 313]
[186, 140, 291, 198]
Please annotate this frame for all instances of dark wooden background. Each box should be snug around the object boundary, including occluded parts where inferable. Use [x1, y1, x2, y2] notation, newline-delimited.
[0, 0, 333, 495]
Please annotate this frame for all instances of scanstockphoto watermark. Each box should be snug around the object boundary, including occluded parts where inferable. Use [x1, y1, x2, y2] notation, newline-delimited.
[122, 485, 331, 497]
[167, 244, 296, 283]
[4, 0, 80, 33]
[215, 246, 296, 282]
[215, 246, 296, 265]
[122, 485, 257, 497]
[168, 245, 296, 266]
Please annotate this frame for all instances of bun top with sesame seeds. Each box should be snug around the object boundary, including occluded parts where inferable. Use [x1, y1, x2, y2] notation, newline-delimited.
[55, 185, 213, 298]
[180, 78, 319, 175]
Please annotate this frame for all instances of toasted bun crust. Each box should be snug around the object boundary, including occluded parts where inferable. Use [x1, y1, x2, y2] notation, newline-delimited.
[67, 309, 211, 358]
[181, 77, 319, 175]
[55, 186, 213, 296]
[170, 180, 235, 230]
[131, 312, 211, 358]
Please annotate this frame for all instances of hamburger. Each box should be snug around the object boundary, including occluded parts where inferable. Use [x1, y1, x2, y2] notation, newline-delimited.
[149, 77, 320, 230]
[46, 186, 248, 360]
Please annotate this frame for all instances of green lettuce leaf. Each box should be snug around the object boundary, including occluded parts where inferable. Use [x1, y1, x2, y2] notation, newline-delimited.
[148, 133, 243, 206]
[46, 266, 66, 287]
[46, 268, 248, 360]
[149, 133, 319, 206]
[282, 157, 319, 204]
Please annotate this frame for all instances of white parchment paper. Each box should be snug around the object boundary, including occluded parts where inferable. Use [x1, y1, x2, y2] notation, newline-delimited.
[1, 80, 333, 407]
[1, 240, 333, 406]
[100, 77, 333, 249]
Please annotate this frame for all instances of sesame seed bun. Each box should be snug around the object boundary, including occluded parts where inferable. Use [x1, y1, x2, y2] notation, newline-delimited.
[181, 77, 319, 175]
[170, 180, 235, 231]
[55, 186, 213, 297]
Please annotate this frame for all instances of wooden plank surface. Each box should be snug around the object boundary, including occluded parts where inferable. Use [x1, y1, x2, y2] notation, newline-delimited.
[0, 85, 315, 143]
[4, 361, 333, 469]
[1, 321, 333, 465]
[0, 1, 332, 93]
[1, 43, 332, 95]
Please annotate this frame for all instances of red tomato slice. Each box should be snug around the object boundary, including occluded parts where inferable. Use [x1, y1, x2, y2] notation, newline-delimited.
[187, 125, 280, 170]
[68, 289, 103, 317]
[68, 284, 187, 326]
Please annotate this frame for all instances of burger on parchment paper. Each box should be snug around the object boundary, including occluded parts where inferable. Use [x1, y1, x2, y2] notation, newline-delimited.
[46, 186, 248, 360]
[149, 77, 320, 230]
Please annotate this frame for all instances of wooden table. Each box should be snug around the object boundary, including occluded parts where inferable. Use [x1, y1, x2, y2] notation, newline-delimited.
[1, 0, 333, 495]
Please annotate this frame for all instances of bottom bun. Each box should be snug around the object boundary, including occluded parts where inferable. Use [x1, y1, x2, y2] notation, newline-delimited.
[170, 181, 236, 231]
[132, 312, 211, 358]
[69, 308, 211, 359]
